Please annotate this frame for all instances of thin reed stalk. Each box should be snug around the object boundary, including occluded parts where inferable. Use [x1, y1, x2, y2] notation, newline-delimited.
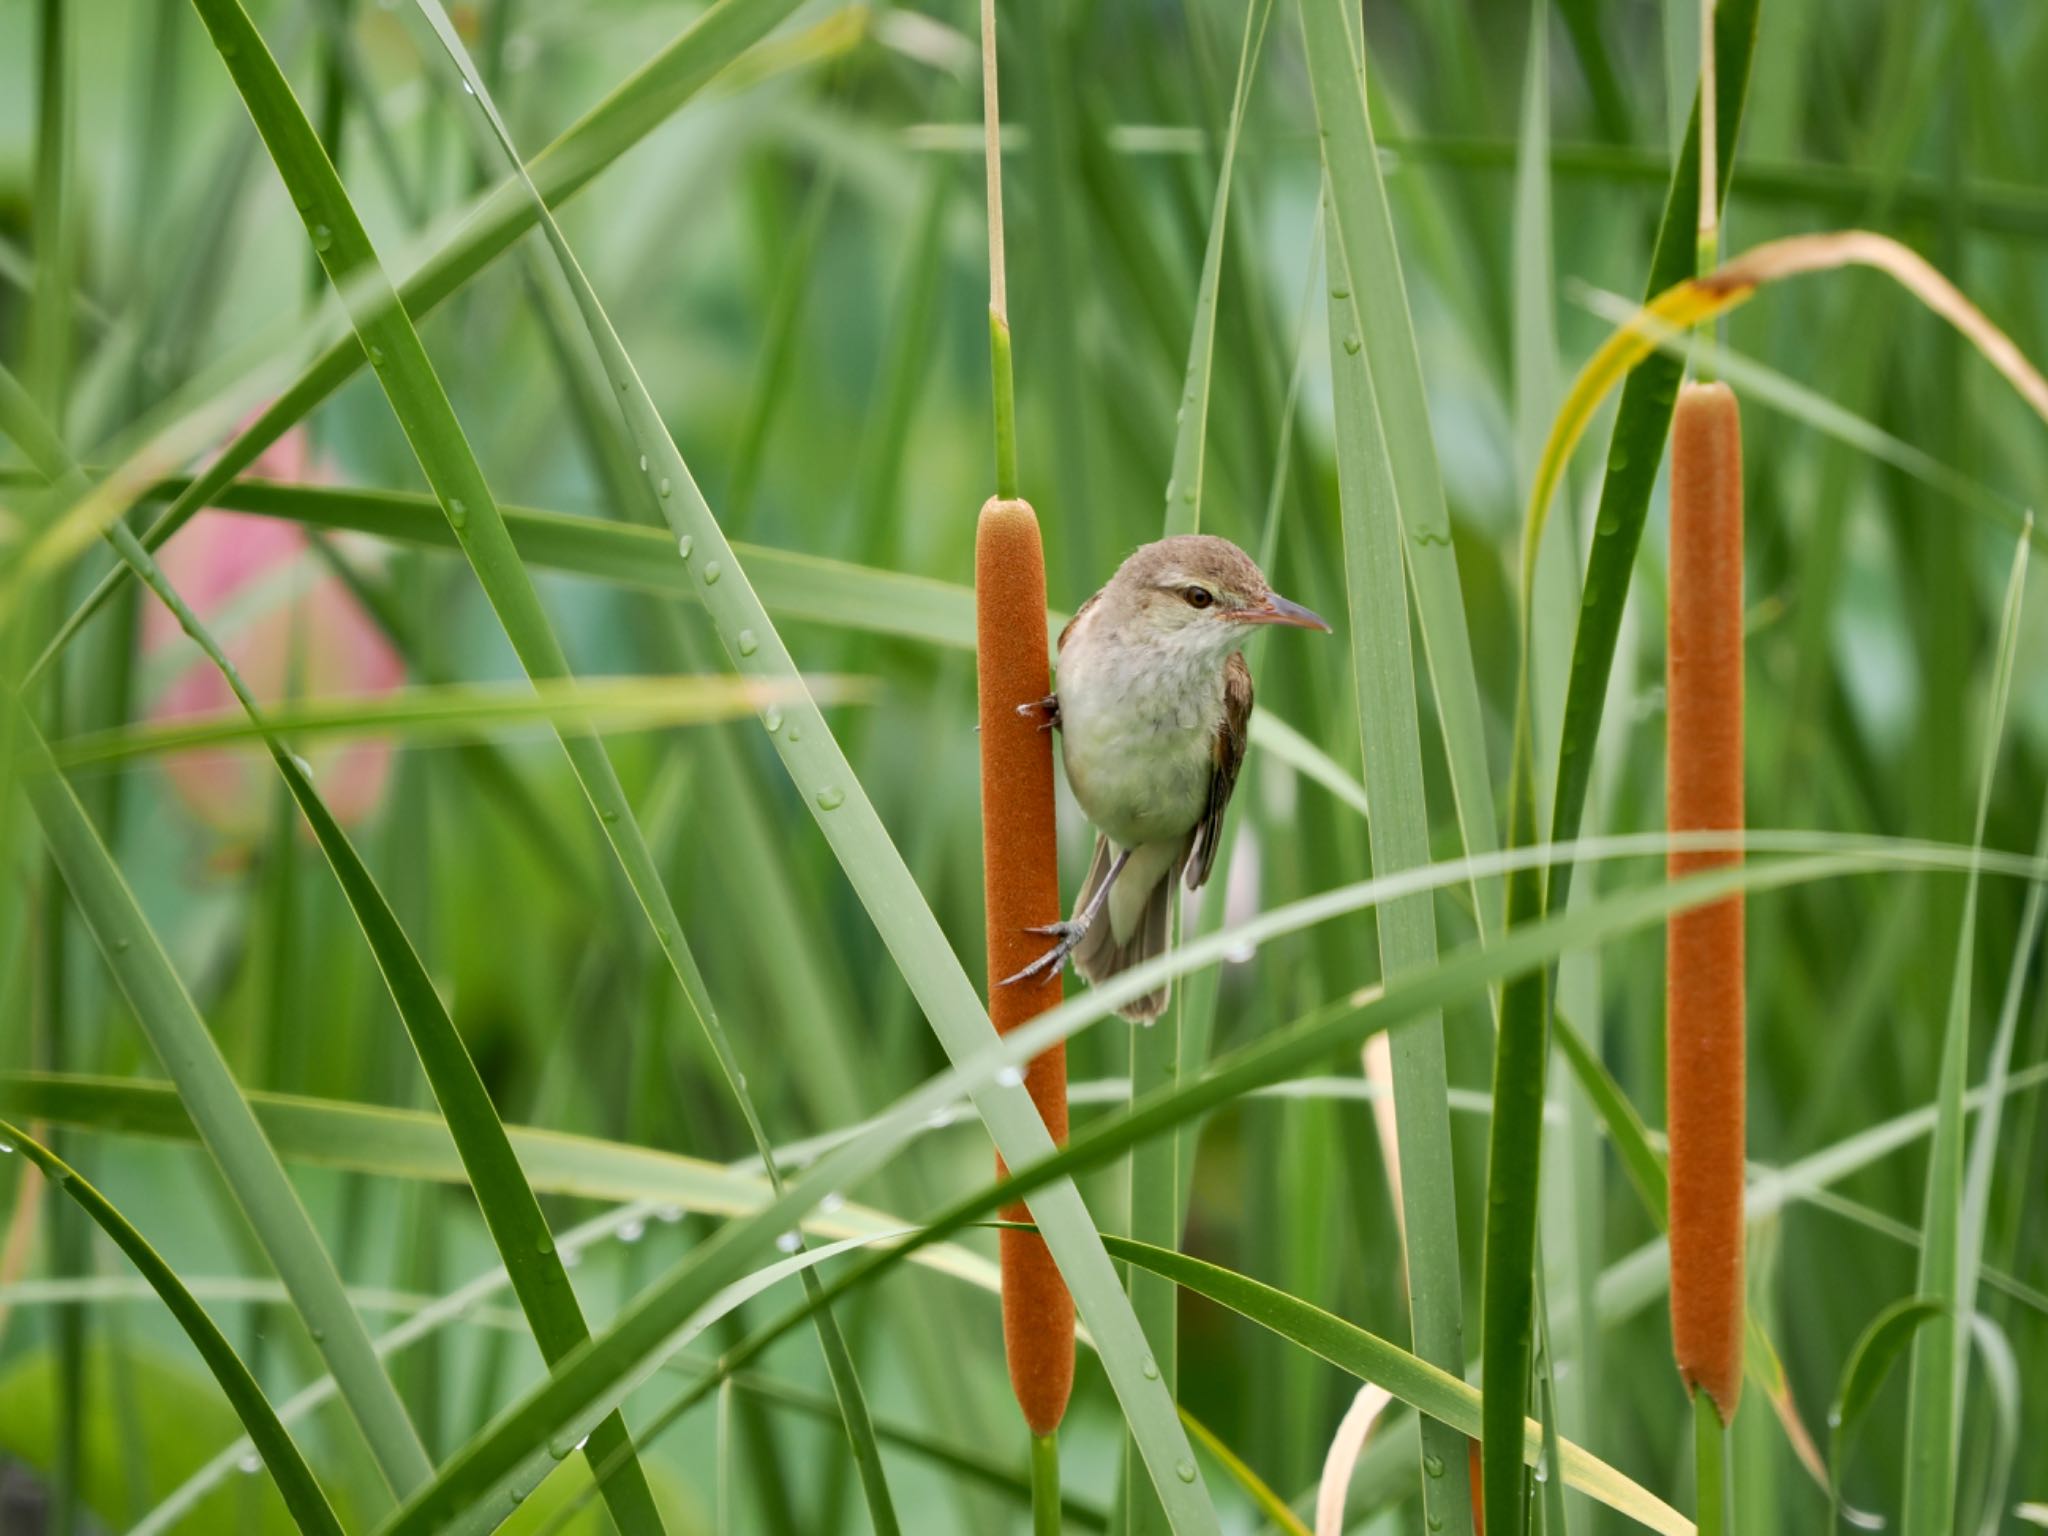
[1666, 379, 1746, 1427]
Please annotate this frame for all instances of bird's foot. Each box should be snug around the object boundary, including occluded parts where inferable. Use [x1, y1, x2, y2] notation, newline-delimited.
[999, 919, 1086, 986]
[1015, 694, 1060, 732]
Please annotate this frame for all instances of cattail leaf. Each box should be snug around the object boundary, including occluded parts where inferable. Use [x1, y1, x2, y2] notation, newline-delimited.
[1830, 1297, 1947, 1509]
[1902, 523, 2030, 1533]
[0, 1120, 345, 1536]
[52, 674, 860, 768]
[7, 703, 434, 1494]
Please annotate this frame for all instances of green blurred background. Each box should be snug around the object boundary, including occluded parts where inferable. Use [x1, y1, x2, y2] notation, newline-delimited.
[1, 0, 2045, 1530]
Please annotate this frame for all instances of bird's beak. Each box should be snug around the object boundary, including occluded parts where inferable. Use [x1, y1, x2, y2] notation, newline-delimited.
[1233, 591, 1331, 631]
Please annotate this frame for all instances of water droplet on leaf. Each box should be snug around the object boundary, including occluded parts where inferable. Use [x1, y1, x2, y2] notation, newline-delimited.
[763, 707, 783, 734]
[996, 1065, 1024, 1088]
[815, 785, 844, 810]
[736, 629, 758, 656]
[776, 1231, 802, 1254]
[677, 534, 694, 560]
[1175, 1459, 1197, 1484]
[702, 561, 722, 585]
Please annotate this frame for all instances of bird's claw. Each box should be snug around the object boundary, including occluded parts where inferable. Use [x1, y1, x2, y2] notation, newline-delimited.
[999, 920, 1084, 986]
[1015, 694, 1060, 732]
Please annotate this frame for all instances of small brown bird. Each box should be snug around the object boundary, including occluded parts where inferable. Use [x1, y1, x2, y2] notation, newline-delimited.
[1004, 535, 1329, 1019]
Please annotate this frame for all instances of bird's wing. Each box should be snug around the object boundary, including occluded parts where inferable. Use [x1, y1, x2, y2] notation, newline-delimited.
[1187, 650, 1252, 890]
[1057, 588, 1102, 653]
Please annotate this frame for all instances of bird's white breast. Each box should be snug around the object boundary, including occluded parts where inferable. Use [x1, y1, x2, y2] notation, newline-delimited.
[1056, 610, 1224, 849]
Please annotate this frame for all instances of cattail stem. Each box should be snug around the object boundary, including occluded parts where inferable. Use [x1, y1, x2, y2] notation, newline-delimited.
[976, 497, 1075, 1442]
[991, 310, 1020, 500]
[1030, 1432, 1062, 1536]
[1694, 0, 1720, 381]
[1693, 1387, 1733, 1535]
[1666, 379, 1745, 1425]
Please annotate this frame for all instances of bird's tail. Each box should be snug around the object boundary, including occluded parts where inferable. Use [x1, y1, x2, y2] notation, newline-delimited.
[1072, 835, 1184, 1023]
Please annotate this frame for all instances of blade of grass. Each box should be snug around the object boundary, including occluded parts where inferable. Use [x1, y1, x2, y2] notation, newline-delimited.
[1135, 0, 1271, 1527]
[1830, 1298, 1945, 1516]
[1319, 174, 1473, 1536]
[1901, 524, 2030, 1534]
[51, 674, 851, 768]
[404, 4, 1224, 1521]
[0, 1074, 994, 1289]
[0, 1119, 346, 1536]
[6, 703, 433, 1495]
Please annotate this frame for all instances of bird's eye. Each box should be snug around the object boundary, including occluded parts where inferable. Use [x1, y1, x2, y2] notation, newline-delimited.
[1183, 586, 1214, 609]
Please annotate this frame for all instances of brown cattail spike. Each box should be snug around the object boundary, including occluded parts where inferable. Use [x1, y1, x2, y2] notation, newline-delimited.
[1666, 380, 1746, 1424]
[975, 496, 1074, 1436]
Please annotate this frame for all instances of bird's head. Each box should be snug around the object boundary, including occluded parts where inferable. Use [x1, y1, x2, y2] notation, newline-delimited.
[1107, 534, 1330, 656]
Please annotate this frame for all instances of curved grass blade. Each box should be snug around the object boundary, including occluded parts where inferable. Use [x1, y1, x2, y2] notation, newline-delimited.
[6, 704, 432, 1493]
[51, 674, 855, 769]
[0, 1074, 996, 1289]
[30, 0, 817, 678]
[1902, 525, 2029, 1534]
[1568, 283, 2041, 550]
[1101, 1237, 1689, 1536]
[1963, 1313, 2020, 1536]
[0, 1119, 345, 1536]
[403, 4, 1217, 1524]
[1830, 1298, 1945, 1516]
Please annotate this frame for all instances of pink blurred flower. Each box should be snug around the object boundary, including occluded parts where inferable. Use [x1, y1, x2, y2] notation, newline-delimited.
[142, 426, 404, 838]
